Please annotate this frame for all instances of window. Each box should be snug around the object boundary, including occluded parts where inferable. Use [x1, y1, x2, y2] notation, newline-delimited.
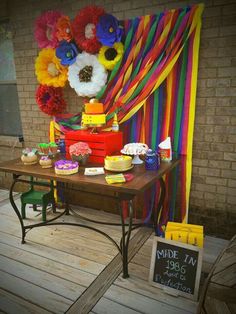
[0, 20, 22, 137]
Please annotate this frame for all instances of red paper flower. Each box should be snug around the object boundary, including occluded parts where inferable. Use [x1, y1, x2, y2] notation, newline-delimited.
[36, 85, 67, 116]
[72, 5, 105, 54]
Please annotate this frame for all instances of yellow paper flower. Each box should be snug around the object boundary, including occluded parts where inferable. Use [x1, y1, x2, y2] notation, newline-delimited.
[35, 48, 68, 87]
[98, 42, 124, 71]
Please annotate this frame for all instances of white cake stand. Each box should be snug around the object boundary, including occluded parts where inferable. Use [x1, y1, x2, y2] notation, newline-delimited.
[120, 150, 144, 165]
[131, 154, 144, 164]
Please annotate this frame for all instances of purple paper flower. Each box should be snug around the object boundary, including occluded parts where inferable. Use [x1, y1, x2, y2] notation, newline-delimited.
[96, 14, 123, 47]
[56, 40, 79, 66]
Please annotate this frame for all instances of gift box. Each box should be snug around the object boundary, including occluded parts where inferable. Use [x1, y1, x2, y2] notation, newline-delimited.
[165, 222, 204, 248]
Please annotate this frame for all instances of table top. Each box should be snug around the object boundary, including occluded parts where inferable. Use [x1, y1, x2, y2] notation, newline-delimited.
[0, 158, 180, 196]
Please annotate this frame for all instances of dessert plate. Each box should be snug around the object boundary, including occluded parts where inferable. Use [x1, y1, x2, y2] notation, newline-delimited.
[104, 165, 134, 172]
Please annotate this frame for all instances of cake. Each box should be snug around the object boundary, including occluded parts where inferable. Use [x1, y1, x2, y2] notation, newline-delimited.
[54, 160, 79, 175]
[121, 143, 149, 155]
[84, 102, 104, 114]
[105, 155, 132, 171]
[82, 113, 106, 126]
[39, 156, 53, 168]
[21, 148, 38, 165]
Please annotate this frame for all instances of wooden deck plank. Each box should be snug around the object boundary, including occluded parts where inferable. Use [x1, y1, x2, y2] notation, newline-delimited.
[0, 241, 96, 289]
[0, 226, 114, 266]
[66, 227, 153, 314]
[0, 214, 115, 265]
[0, 207, 119, 255]
[103, 284, 193, 314]
[0, 190, 19, 203]
[0, 254, 85, 299]
[0, 199, 124, 241]
[0, 231, 104, 276]
[203, 236, 229, 265]
[0, 270, 71, 314]
[0, 288, 52, 314]
[92, 297, 143, 314]
[0, 192, 231, 314]
[113, 275, 197, 313]
[96, 233, 229, 314]
[0, 199, 140, 252]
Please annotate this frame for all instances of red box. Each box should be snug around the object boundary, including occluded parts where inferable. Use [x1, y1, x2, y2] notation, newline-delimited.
[65, 130, 123, 163]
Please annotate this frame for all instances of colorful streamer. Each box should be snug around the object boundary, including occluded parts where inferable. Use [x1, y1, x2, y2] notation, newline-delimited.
[100, 4, 204, 223]
[53, 4, 203, 224]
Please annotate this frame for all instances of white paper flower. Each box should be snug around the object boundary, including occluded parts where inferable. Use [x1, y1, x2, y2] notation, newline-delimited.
[68, 52, 107, 97]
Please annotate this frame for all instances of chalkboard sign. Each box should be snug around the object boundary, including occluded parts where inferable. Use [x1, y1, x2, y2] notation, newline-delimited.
[149, 237, 203, 300]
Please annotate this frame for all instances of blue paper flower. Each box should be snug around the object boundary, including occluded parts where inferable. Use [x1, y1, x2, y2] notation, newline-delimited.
[56, 40, 79, 66]
[96, 14, 123, 47]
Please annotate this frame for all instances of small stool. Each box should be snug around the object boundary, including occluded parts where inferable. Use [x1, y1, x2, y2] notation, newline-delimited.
[20, 177, 56, 222]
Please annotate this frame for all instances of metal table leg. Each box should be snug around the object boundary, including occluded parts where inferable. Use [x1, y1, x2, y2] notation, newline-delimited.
[9, 174, 26, 243]
[118, 196, 134, 278]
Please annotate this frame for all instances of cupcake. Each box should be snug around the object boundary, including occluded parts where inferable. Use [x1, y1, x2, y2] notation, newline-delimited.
[39, 156, 53, 168]
[38, 143, 49, 155]
[49, 142, 58, 154]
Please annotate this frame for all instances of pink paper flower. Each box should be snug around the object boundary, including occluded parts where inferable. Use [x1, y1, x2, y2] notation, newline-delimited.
[69, 142, 92, 157]
[35, 11, 62, 48]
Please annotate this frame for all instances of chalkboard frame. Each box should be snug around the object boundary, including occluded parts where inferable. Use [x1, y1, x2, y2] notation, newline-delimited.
[149, 237, 203, 301]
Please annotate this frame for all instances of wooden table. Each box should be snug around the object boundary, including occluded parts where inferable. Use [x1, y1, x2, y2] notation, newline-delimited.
[0, 158, 180, 278]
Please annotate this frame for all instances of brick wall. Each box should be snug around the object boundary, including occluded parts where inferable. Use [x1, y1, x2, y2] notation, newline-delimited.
[0, 0, 235, 238]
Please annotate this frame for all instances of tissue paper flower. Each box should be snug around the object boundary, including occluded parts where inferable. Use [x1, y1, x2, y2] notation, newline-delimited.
[35, 48, 68, 87]
[56, 40, 79, 66]
[69, 142, 92, 157]
[98, 42, 124, 70]
[36, 85, 67, 116]
[56, 15, 73, 42]
[34, 11, 62, 48]
[96, 14, 123, 47]
[72, 5, 105, 54]
[68, 52, 107, 97]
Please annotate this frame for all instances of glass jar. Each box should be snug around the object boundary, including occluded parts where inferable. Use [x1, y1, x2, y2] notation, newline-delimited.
[145, 149, 160, 170]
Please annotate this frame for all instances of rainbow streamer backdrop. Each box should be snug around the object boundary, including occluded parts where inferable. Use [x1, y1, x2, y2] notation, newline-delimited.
[52, 4, 203, 225]
[98, 4, 204, 224]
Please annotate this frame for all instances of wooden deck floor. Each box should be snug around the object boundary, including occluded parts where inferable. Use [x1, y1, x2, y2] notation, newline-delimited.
[0, 189, 229, 314]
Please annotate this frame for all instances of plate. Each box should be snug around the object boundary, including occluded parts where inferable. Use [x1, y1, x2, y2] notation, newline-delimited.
[104, 165, 134, 172]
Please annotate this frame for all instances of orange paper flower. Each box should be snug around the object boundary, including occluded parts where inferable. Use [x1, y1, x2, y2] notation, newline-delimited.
[56, 15, 73, 42]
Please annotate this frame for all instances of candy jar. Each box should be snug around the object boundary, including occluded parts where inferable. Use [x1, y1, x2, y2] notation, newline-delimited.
[145, 149, 160, 170]
[58, 139, 66, 155]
